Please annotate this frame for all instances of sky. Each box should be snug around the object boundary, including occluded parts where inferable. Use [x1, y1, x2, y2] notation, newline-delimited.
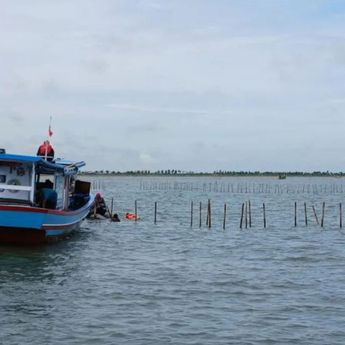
[1, 0, 345, 172]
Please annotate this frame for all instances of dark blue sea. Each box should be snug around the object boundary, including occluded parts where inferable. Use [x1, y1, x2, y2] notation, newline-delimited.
[2, 176, 345, 345]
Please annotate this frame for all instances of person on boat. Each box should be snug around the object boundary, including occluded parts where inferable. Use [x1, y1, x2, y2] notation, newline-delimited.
[43, 179, 54, 189]
[38, 188, 57, 209]
[37, 140, 55, 161]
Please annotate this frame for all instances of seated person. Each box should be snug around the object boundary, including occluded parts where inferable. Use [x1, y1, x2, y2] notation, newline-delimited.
[88, 193, 109, 218]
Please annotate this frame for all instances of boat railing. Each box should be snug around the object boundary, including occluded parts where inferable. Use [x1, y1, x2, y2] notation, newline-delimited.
[0, 184, 33, 192]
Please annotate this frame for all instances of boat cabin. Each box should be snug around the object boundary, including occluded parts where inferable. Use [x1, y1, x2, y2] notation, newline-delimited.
[0, 153, 90, 210]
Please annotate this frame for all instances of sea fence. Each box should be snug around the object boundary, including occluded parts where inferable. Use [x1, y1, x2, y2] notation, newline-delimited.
[99, 197, 345, 230]
[90, 178, 345, 229]
[139, 181, 345, 194]
[91, 178, 345, 195]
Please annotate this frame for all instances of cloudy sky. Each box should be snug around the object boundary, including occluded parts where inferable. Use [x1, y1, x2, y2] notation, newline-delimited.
[1, 0, 345, 172]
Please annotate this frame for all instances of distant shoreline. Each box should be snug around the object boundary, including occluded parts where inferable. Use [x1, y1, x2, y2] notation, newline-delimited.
[80, 171, 345, 177]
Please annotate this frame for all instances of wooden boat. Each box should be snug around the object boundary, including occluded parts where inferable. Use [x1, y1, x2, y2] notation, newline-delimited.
[0, 151, 94, 244]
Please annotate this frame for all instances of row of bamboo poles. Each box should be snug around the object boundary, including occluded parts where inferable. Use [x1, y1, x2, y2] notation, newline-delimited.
[92, 179, 345, 195]
[123, 200, 343, 229]
[205, 201, 341, 229]
[140, 181, 345, 194]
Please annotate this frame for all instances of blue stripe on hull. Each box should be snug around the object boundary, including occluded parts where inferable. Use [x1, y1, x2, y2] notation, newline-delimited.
[0, 198, 94, 244]
[43, 208, 90, 228]
[0, 211, 45, 229]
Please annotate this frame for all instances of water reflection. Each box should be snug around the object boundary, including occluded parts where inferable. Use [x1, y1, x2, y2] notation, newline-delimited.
[0, 228, 93, 284]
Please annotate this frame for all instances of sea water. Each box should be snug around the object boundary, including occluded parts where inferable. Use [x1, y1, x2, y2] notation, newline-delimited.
[1, 176, 345, 345]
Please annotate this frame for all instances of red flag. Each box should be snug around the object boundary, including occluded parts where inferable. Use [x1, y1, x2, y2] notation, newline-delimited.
[48, 125, 53, 137]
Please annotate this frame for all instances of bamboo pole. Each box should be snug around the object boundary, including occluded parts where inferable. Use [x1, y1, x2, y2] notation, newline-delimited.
[154, 201, 157, 224]
[294, 202, 297, 227]
[110, 197, 114, 217]
[321, 202, 325, 228]
[240, 203, 244, 229]
[245, 202, 248, 229]
[208, 199, 211, 228]
[199, 202, 202, 228]
[312, 205, 319, 225]
[249, 200, 252, 228]
[304, 202, 308, 227]
[340, 203, 342, 229]
[223, 203, 227, 230]
[105, 201, 113, 220]
[135, 199, 137, 222]
[263, 203, 266, 228]
[190, 201, 193, 227]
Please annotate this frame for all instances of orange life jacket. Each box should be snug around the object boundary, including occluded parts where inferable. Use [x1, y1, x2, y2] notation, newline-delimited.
[38, 144, 53, 156]
[125, 212, 137, 220]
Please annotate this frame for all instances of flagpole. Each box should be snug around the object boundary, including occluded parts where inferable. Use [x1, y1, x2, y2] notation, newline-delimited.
[45, 116, 52, 161]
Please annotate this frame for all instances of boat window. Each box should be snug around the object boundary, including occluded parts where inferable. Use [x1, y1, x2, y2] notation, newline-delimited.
[0, 175, 5, 193]
[0, 163, 32, 201]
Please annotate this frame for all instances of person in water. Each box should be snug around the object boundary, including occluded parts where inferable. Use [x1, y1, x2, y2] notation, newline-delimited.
[112, 213, 120, 222]
[89, 193, 109, 218]
[89, 194, 122, 221]
[37, 140, 55, 161]
[94, 193, 108, 216]
[125, 212, 139, 220]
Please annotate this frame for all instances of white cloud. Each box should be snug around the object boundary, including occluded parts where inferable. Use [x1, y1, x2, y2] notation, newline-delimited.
[1, 0, 345, 171]
[139, 153, 155, 164]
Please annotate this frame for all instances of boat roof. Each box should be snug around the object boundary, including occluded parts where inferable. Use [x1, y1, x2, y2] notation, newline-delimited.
[0, 153, 85, 175]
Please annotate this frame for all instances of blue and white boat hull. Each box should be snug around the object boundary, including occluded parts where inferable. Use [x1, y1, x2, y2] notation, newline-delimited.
[0, 198, 94, 244]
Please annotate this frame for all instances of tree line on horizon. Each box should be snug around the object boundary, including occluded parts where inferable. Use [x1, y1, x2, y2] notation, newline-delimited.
[80, 170, 345, 177]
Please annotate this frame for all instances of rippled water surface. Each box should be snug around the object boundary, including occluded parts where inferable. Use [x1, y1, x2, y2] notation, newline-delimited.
[2, 176, 345, 345]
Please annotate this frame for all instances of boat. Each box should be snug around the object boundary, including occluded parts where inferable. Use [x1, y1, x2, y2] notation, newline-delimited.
[278, 174, 286, 180]
[0, 150, 95, 244]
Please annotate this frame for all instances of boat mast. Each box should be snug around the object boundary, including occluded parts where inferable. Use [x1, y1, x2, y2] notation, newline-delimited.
[44, 116, 53, 161]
